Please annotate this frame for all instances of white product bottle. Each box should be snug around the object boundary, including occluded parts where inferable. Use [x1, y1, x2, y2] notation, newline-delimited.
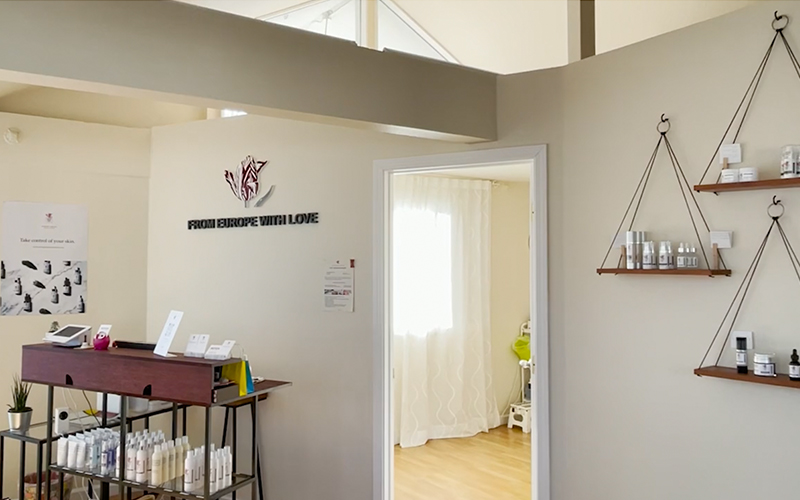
[216, 450, 225, 489]
[136, 442, 147, 483]
[184, 450, 195, 492]
[209, 452, 217, 493]
[224, 446, 232, 486]
[126, 440, 137, 479]
[689, 245, 698, 268]
[151, 444, 163, 486]
[193, 448, 203, 492]
[676, 243, 686, 268]
[168, 441, 176, 481]
[115, 442, 121, 478]
[57, 437, 69, 467]
[176, 440, 184, 478]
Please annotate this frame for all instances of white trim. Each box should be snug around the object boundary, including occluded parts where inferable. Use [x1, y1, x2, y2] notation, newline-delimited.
[377, 0, 459, 64]
[372, 145, 549, 500]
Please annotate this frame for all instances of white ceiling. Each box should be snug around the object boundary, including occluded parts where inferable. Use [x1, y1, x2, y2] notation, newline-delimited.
[433, 163, 531, 182]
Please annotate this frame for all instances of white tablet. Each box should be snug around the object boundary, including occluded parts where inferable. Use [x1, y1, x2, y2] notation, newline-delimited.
[44, 325, 91, 347]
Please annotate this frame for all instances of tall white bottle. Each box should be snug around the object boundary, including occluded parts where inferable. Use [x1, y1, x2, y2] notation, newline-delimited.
[126, 439, 137, 480]
[135, 442, 147, 483]
[151, 443, 163, 486]
[215, 450, 224, 489]
[209, 452, 217, 493]
[183, 450, 194, 492]
[175, 440, 184, 478]
[169, 441, 178, 481]
[193, 448, 202, 492]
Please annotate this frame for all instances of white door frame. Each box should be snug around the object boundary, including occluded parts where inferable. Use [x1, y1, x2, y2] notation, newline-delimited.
[372, 145, 549, 500]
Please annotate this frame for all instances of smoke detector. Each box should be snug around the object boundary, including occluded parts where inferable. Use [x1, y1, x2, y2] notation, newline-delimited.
[4, 128, 20, 145]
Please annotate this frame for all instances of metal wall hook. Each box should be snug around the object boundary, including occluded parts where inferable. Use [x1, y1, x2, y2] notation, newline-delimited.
[657, 114, 670, 134]
[773, 11, 788, 31]
[768, 196, 785, 219]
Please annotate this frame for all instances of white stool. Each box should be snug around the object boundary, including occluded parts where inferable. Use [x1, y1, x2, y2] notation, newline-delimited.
[508, 402, 531, 433]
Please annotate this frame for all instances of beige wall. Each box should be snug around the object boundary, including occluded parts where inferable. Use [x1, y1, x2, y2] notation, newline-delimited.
[0, 87, 206, 128]
[491, 182, 530, 415]
[147, 115, 463, 500]
[596, 0, 757, 54]
[0, 112, 150, 496]
[147, 2, 800, 499]
[499, 1, 800, 498]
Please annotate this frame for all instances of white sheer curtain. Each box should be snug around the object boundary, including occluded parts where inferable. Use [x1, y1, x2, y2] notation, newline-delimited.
[392, 174, 500, 448]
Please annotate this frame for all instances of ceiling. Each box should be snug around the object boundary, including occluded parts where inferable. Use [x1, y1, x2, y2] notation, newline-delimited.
[433, 163, 531, 182]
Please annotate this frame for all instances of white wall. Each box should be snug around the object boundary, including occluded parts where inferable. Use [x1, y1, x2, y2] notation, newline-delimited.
[490, 182, 530, 415]
[147, 115, 462, 500]
[0, 112, 150, 496]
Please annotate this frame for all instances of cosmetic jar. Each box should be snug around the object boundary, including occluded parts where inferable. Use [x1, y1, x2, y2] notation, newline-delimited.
[739, 167, 758, 182]
[720, 169, 740, 183]
[753, 353, 777, 377]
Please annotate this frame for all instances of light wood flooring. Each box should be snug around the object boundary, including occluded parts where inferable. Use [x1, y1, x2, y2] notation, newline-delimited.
[394, 426, 531, 500]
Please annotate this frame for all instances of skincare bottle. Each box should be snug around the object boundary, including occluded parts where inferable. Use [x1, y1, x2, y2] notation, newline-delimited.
[209, 451, 217, 493]
[51, 286, 59, 304]
[78, 296, 85, 313]
[115, 441, 121, 478]
[57, 437, 69, 467]
[790, 349, 800, 381]
[625, 231, 636, 269]
[76, 441, 87, 471]
[75, 267, 82, 285]
[194, 448, 203, 491]
[44, 260, 51, 275]
[184, 450, 195, 492]
[224, 446, 232, 486]
[215, 450, 224, 489]
[677, 243, 686, 268]
[1, 261, 5, 279]
[126, 441, 137, 480]
[23, 293, 32, 312]
[642, 241, 656, 270]
[14, 278, 22, 296]
[166, 442, 175, 481]
[151, 443, 163, 486]
[64, 278, 72, 297]
[658, 242, 671, 270]
[176, 440, 184, 478]
[688, 245, 698, 268]
[736, 337, 748, 374]
[136, 442, 147, 483]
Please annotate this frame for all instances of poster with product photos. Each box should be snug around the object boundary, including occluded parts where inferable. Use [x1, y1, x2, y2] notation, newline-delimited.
[0, 202, 88, 316]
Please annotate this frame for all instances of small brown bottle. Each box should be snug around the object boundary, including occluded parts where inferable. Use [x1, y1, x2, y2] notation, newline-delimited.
[790, 349, 800, 381]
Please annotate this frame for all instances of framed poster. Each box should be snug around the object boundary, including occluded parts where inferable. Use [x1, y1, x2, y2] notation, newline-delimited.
[1, 202, 88, 316]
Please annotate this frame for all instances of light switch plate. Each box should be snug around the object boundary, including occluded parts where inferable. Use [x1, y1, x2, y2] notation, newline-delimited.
[711, 231, 733, 249]
[731, 331, 754, 350]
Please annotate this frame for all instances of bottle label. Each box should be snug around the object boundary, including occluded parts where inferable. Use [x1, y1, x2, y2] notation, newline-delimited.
[791, 365, 800, 378]
[736, 352, 746, 365]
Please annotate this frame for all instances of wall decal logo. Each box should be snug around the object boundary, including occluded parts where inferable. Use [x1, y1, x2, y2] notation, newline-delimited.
[224, 155, 276, 208]
[44, 213, 52, 223]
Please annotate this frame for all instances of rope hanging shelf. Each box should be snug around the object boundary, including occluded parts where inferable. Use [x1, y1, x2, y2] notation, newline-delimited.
[695, 12, 800, 194]
[695, 198, 800, 388]
[597, 115, 731, 277]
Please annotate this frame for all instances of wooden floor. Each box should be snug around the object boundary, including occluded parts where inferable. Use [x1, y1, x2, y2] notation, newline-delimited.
[394, 426, 531, 500]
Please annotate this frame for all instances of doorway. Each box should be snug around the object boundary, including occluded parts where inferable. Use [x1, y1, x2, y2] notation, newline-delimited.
[373, 146, 549, 500]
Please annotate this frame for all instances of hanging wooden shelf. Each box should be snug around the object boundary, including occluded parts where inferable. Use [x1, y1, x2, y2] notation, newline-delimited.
[596, 268, 731, 276]
[598, 115, 730, 277]
[694, 178, 800, 193]
[696, 12, 800, 191]
[695, 366, 800, 390]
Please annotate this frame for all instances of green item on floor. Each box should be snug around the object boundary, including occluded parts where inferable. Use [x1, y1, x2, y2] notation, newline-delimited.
[512, 335, 530, 361]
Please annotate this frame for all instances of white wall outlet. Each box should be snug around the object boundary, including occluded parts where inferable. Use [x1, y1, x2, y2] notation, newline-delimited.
[711, 231, 733, 249]
[731, 331, 754, 350]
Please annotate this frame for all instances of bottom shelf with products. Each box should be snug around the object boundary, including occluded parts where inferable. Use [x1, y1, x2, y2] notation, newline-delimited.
[694, 366, 800, 390]
[596, 268, 731, 276]
[49, 465, 255, 500]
